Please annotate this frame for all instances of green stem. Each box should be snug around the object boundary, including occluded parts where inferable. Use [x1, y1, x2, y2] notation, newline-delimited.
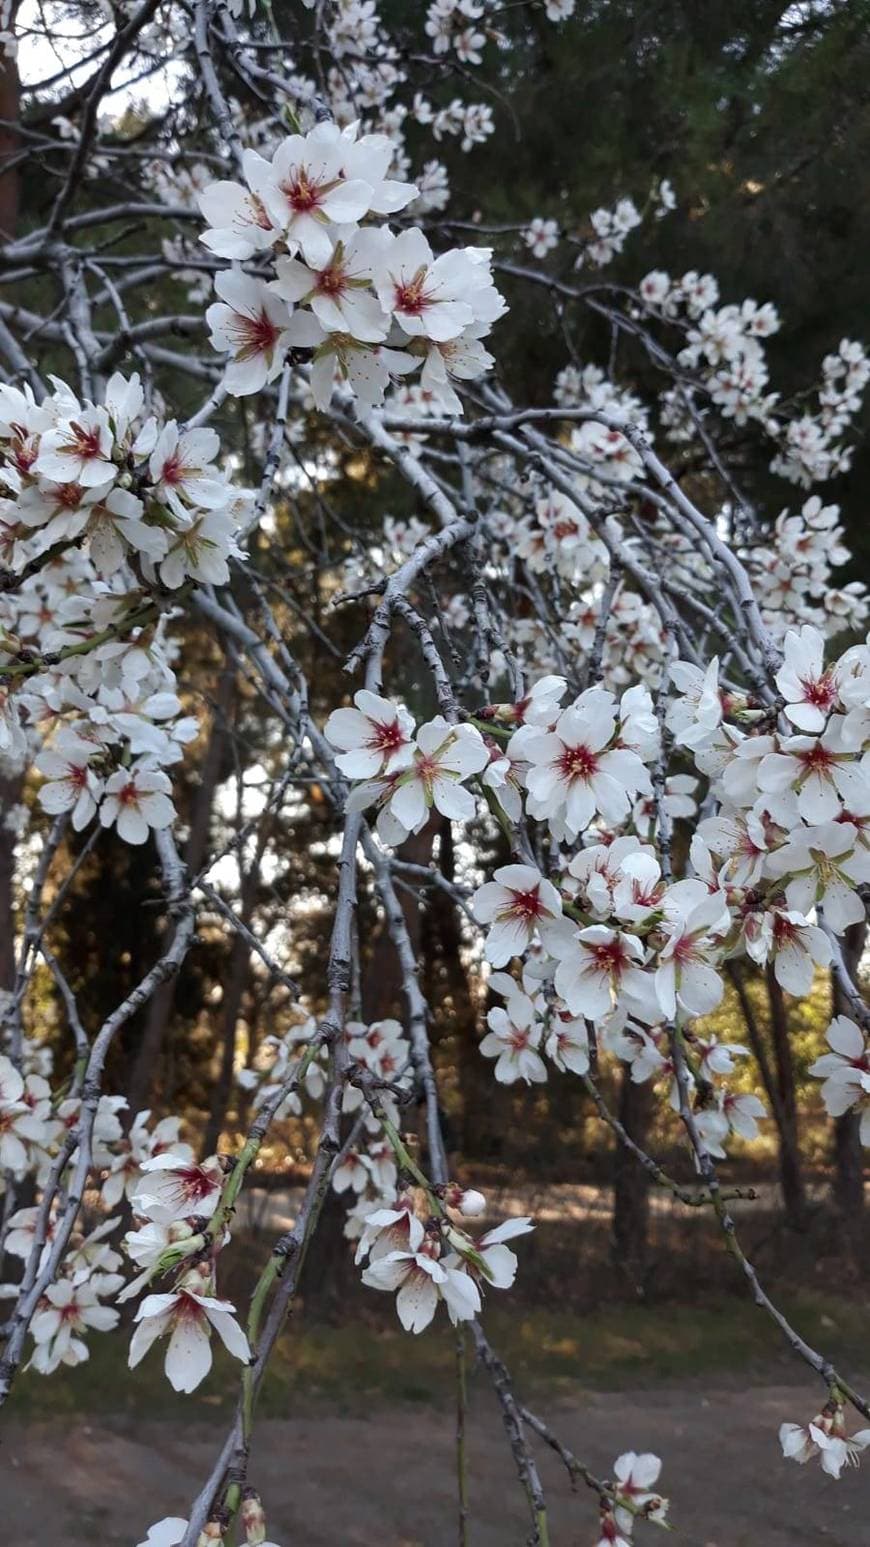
[456, 1326, 469, 1547]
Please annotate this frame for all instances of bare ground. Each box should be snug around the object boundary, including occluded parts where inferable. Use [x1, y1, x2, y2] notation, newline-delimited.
[4, 1380, 868, 1546]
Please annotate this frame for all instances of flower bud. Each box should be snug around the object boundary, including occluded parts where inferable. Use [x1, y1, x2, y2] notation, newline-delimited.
[442, 1182, 486, 1217]
[241, 1491, 266, 1545]
[196, 1524, 223, 1547]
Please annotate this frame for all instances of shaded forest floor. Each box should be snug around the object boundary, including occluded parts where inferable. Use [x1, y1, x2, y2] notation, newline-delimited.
[6, 1379, 868, 1545]
[4, 1291, 869, 1545]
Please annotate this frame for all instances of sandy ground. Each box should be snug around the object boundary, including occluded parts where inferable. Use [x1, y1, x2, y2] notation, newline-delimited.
[3, 1380, 868, 1546]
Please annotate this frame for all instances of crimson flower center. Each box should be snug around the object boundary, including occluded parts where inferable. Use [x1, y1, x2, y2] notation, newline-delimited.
[233, 311, 280, 359]
[799, 672, 837, 709]
[504, 887, 543, 921]
[394, 267, 431, 315]
[369, 718, 406, 754]
[69, 422, 102, 458]
[559, 743, 598, 780]
[798, 743, 835, 774]
[174, 1166, 218, 1202]
[57, 482, 84, 509]
[591, 939, 628, 973]
[160, 454, 185, 486]
[282, 172, 321, 213]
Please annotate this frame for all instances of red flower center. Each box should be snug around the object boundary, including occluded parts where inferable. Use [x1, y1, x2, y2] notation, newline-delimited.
[505, 886, 543, 921]
[283, 171, 321, 213]
[394, 267, 431, 316]
[590, 937, 628, 973]
[69, 422, 102, 459]
[369, 718, 406, 754]
[558, 743, 598, 780]
[798, 742, 835, 775]
[799, 671, 837, 710]
[234, 310, 281, 361]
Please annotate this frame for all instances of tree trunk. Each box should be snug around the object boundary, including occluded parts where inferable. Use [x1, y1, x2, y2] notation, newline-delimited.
[201, 930, 251, 1158]
[730, 964, 807, 1229]
[201, 838, 268, 1157]
[611, 1068, 652, 1287]
[832, 922, 866, 1220]
[764, 965, 809, 1230]
[126, 669, 234, 1116]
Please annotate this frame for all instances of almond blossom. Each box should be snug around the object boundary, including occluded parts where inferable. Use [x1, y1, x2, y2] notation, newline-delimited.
[780, 1408, 870, 1479]
[473, 863, 568, 966]
[612, 1450, 668, 1529]
[245, 133, 376, 268]
[205, 270, 295, 395]
[775, 625, 841, 732]
[148, 423, 227, 521]
[272, 228, 390, 342]
[197, 165, 281, 258]
[34, 405, 115, 488]
[361, 1239, 476, 1333]
[551, 925, 660, 1023]
[346, 716, 488, 838]
[545, 1013, 591, 1075]
[99, 765, 176, 845]
[743, 907, 832, 996]
[29, 1278, 119, 1375]
[654, 880, 729, 1020]
[516, 692, 651, 837]
[373, 227, 504, 341]
[480, 985, 548, 1085]
[324, 689, 415, 778]
[129, 1267, 251, 1393]
[809, 1016, 870, 1143]
[0, 1055, 49, 1176]
[758, 725, 869, 826]
[766, 820, 870, 932]
[132, 1152, 224, 1223]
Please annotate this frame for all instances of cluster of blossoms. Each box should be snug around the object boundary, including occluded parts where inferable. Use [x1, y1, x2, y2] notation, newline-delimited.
[632, 270, 869, 485]
[325, 690, 492, 843]
[120, 1147, 252, 1395]
[199, 120, 506, 414]
[780, 1404, 870, 1480]
[475, 468, 864, 691]
[5, 6, 870, 1540]
[325, 619, 870, 1193]
[595, 1451, 669, 1546]
[1, 1194, 123, 1377]
[356, 1183, 532, 1334]
[0, 1041, 224, 1377]
[237, 1008, 533, 1329]
[580, 197, 642, 268]
[0, 372, 252, 839]
[745, 496, 869, 639]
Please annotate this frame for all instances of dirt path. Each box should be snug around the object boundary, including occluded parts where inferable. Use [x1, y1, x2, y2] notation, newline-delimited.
[3, 1381, 867, 1545]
